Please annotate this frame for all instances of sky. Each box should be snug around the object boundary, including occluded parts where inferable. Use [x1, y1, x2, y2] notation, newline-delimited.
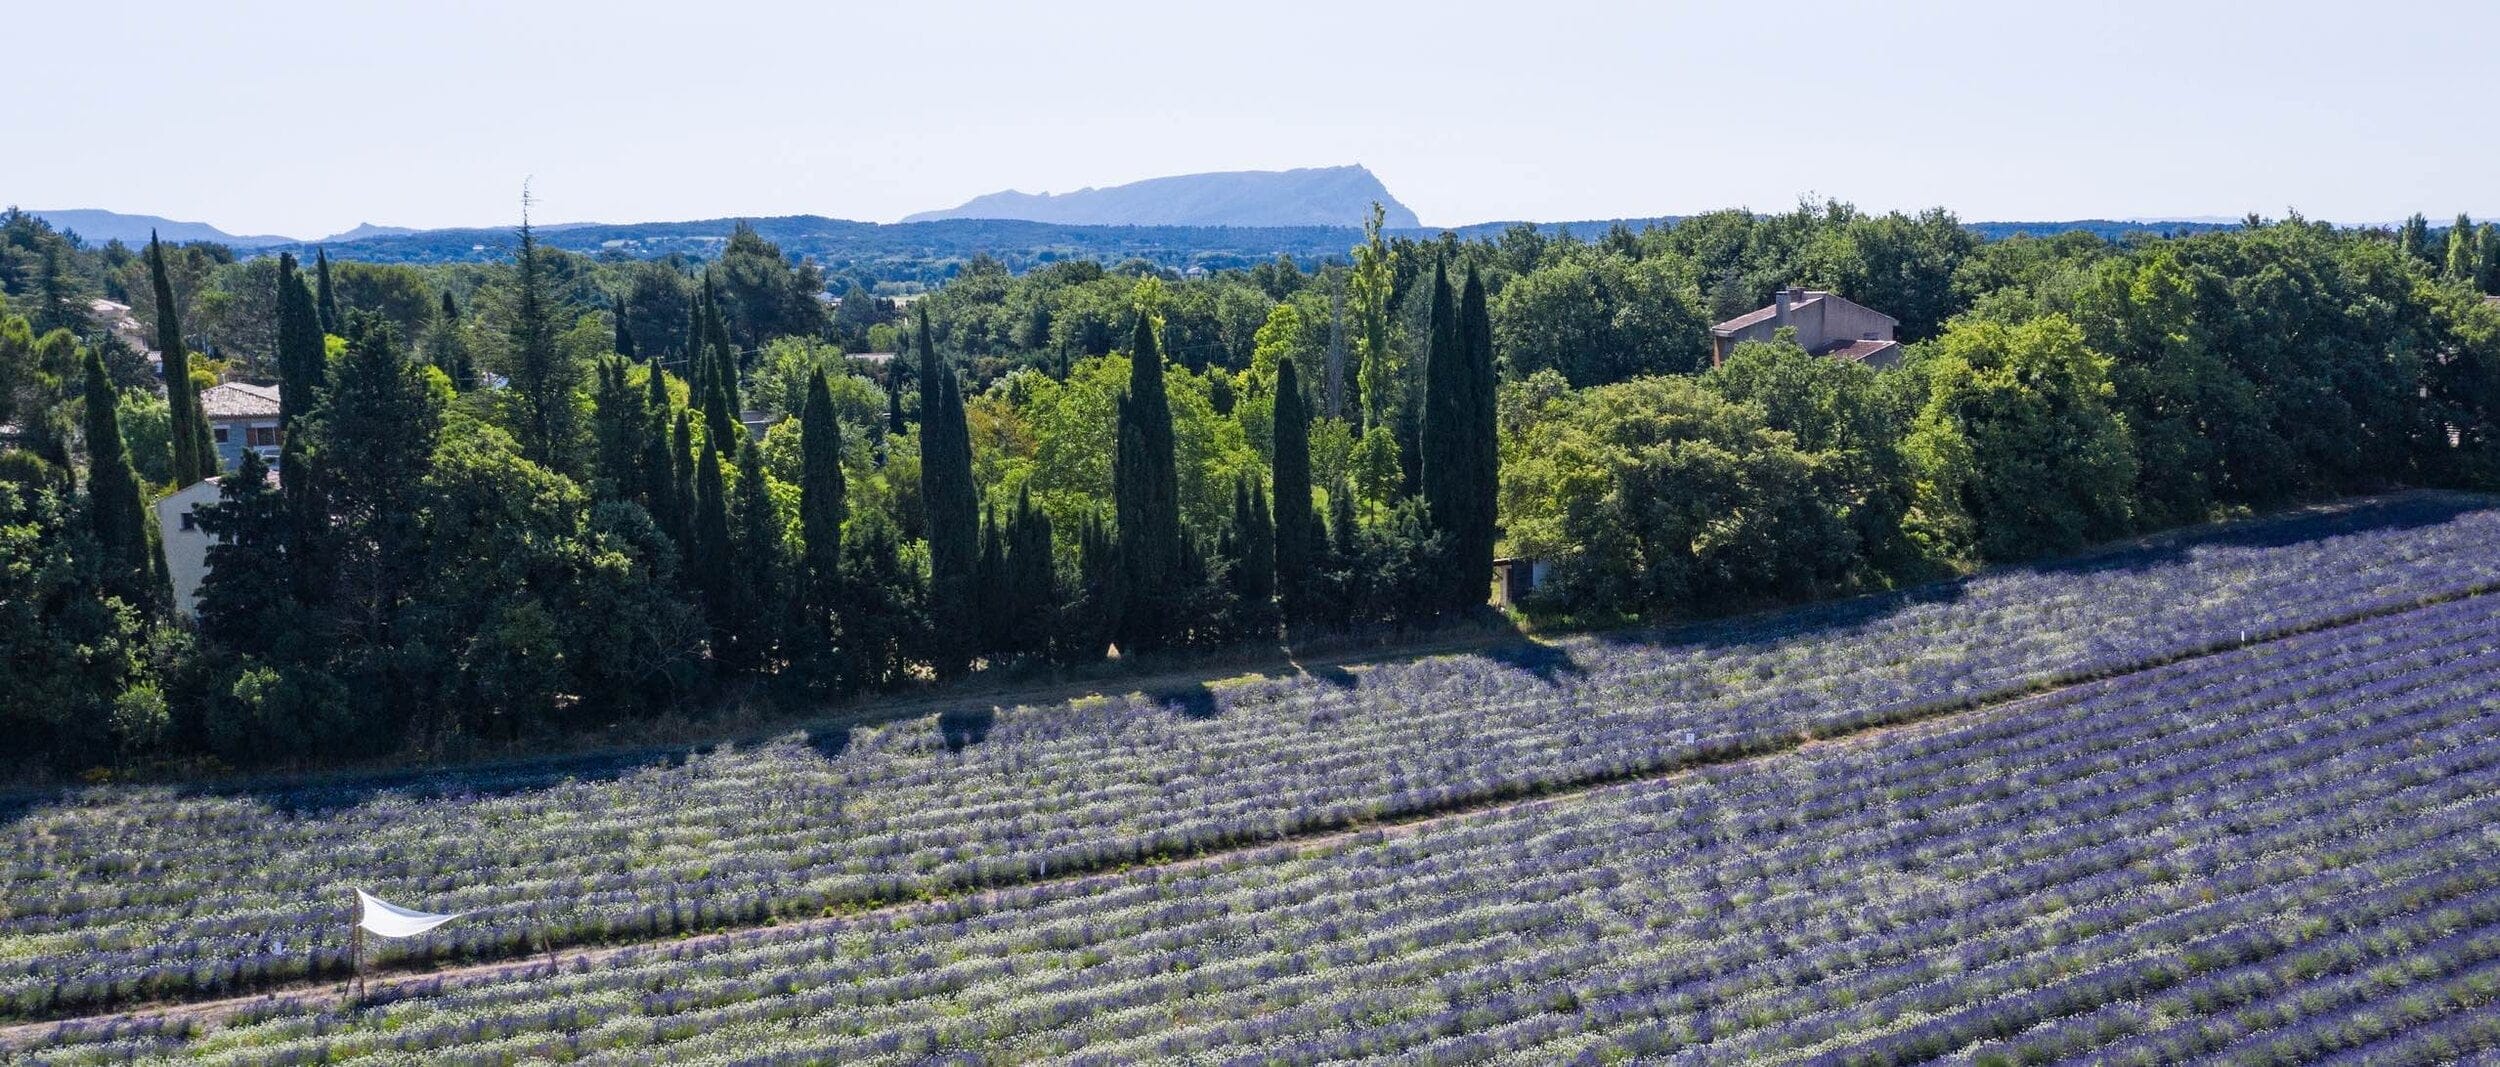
[6, 0, 2496, 238]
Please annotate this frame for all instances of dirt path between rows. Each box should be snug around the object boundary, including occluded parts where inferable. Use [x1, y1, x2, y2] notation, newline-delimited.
[8, 577, 2489, 1051]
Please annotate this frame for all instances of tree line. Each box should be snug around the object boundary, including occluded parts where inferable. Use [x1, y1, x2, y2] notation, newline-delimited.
[3, 202, 2498, 774]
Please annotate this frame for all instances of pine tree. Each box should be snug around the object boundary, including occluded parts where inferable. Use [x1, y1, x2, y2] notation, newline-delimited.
[314, 317, 442, 650]
[1272, 357, 1316, 627]
[1113, 309, 1184, 654]
[149, 234, 214, 485]
[193, 447, 288, 652]
[428, 290, 475, 390]
[727, 437, 786, 673]
[916, 305, 980, 677]
[797, 369, 847, 666]
[314, 248, 340, 336]
[273, 252, 330, 605]
[82, 346, 157, 609]
[506, 215, 584, 475]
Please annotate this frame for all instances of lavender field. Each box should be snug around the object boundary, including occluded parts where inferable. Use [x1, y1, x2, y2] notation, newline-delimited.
[21, 560, 2500, 1063]
[8, 493, 2500, 1027]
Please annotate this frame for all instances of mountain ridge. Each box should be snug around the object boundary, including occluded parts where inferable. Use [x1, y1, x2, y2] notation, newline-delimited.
[903, 165, 1421, 228]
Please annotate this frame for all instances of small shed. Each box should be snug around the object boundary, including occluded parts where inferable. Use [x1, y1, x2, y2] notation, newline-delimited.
[1491, 556, 1547, 607]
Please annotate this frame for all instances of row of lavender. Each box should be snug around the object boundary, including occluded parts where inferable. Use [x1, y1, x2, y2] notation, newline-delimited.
[8, 494, 2500, 1018]
[23, 582, 2500, 1064]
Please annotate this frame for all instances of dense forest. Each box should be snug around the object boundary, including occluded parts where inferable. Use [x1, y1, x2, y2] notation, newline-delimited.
[4, 201, 2498, 775]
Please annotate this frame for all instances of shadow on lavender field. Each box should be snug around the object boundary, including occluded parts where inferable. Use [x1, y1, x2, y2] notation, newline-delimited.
[0, 492, 2480, 838]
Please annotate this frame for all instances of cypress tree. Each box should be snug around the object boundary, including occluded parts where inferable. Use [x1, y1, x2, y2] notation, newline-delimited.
[1004, 487, 1054, 658]
[1327, 478, 1360, 628]
[641, 396, 683, 551]
[1272, 357, 1316, 628]
[886, 377, 906, 435]
[1113, 309, 1184, 654]
[1418, 258, 1465, 609]
[193, 447, 288, 652]
[797, 369, 847, 649]
[149, 234, 214, 485]
[1455, 265, 1499, 611]
[727, 437, 786, 673]
[590, 358, 647, 497]
[692, 440, 733, 660]
[1066, 511, 1119, 664]
[274, 252, 330, 606]
[668, 409, 698, 558]
[1229, 478, 1276, 640]
[83, 346, 157, 609]
[614, 296, 637, 360]
[917, 305, 980, 677]
[973, 505, 1007, 657]
[314, 248, 340, 336]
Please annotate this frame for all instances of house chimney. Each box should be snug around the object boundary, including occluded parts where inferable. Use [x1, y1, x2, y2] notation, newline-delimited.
[1773, 287, 1793, 326]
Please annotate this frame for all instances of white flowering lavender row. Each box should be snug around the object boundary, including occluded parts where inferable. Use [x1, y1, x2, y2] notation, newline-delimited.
[7, 494, 2500, 1019]
[18, 589, 2500, 1064]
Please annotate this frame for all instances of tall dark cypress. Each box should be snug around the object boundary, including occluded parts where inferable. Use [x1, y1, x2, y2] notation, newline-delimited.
[698, 283, 740, 455]
[727, 437, 786, 673]
[1455, 265, 1500, 612]
[669, 410, 698, 558]
[83, 347, 158, 609]
[590, 359, 646, 497]
[614, 296, 637, 360]
[1272, 357, 1316, 628]
[149, 234, 213, 485]
[1229, 478, 1276, 639]
[797, 369, 847, 640]
[314, 248, 340, 336]
[1112, 310, 1182, 654]
[916, 305, 980, 677]
[273, 252, 330, 605]
[641, 392, 683, 550]
[1004, 487, 1054, 658]
[1418, 257, 1479, 612]
[692, 441, 734, 659]
[973, 505, 1007, 656]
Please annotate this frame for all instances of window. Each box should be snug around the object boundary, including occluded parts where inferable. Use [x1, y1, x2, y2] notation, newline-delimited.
[248, 425, 278, 447]
[213, 426, 229, 443]
[179, 510, 197, 531]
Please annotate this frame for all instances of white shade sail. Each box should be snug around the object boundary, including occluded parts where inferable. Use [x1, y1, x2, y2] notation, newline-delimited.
[355, 888, 462, 939]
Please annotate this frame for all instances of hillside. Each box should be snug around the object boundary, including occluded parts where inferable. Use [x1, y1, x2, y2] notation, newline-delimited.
[20, 208, 297, 248]
[902, 164, 1422, 228]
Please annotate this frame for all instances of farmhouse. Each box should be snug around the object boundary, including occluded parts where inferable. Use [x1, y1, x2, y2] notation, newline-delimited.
[1709, 287, 1901, 368]
[202, 382, 282, 471]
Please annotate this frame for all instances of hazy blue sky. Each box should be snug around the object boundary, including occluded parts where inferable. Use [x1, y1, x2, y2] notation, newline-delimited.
[7, 0, 2494, 237]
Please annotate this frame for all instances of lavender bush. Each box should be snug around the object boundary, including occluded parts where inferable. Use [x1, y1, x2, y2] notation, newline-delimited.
[6, 492, 2500, 1020]
[19, 584, 2500, 1063]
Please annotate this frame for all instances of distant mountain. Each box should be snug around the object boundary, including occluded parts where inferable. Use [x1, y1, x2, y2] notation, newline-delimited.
[23, 208, 298, 248]
[904, 165, 1421, 229]
[318, 222, 421, 242]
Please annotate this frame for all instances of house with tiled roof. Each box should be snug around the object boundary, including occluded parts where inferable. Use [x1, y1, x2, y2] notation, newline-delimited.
[200, 382, 282, 471]
[1709, 288, 1901, 369]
